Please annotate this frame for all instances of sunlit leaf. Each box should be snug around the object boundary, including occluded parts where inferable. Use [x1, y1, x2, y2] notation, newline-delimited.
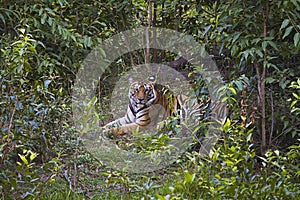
[280, 19, 289, 30]
[229, 87, 237, 95]
[41, 13, 47, 24]
[283, 26, 293, 39]
[223, 118, 231, 133]
[44, 80, 52, 89]
[18, 154, 28, 165]
[29, 152, 38, 161]
[294, 32, 300, 47]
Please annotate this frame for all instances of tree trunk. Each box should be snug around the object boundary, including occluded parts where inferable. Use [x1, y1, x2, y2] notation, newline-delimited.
[259, 0, 269, 154]
[160, 0, 165, 63]
[145, 0, 152, 64]
[153, 2, 157, 63]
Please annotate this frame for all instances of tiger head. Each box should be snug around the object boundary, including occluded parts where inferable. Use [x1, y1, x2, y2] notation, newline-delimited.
[129, 80, 157, 107]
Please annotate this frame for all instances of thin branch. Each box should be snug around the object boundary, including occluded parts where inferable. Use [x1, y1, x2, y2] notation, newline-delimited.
[8, 90, 17, 134]
[286, 11, 300, 33]
[271, 129, 290, 144]
[269, 89, 274, 145]
[254, 62, 261, 104]
[64, 169, 73, 192]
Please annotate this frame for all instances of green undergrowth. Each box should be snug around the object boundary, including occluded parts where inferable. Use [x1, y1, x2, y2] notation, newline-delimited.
[39, 118, 300, 200]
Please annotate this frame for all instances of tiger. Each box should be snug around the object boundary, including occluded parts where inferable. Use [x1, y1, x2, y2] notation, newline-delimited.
[102, 79, 210, 135]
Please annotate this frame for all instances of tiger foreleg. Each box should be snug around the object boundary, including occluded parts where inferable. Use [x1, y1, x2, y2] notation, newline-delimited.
[103, 122, 148, 135]
[102, 118, 126, 135]
[103, 126, 127, 135]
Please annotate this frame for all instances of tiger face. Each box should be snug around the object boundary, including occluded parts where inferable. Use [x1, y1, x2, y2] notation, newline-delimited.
[129, 81, 157, 106]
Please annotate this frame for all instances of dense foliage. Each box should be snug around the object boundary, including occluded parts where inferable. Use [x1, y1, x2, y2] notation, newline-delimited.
[0, 0, 299, 199]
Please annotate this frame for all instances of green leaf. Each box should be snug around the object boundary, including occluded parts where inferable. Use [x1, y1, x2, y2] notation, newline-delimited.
[58, 0, 67, 6]
[234, 80, 243, 91]
[0, 13, 6, 24]
[38, 8, 43, 16]
[267, 41, 278, 50]
[45, 7, 55, 16]
[252, 38, 261, 45]
[294, 32, 300, 47]
[202, 24, 212, 38]
[155, 194, 166, 200]
[229, 87, 237, 95]
[265, 77, 276, 84]
[291, 100, 298, 108]
[280, 19, 289, 30]
[292, 92, 300, 99]
[28, 45, 36, 53]
[47, 17, 53, 26]
[291, 0, 300, 10]
[215, 174, 221, 179]
[232, 33, 241, 43]
[246, 132, 253, 142]
[83, 37, 92, 48]
[262, 41, 267, 52]
[283, 26, 293, 39]
[183, 170, 195, 184]
[44, 80, 52, 89]
[57, 25, 62, 34]
[291, 107, 300, 114]
[41, 13, 47, 24]
[70, 35, 76, 42]
[256, 49, 263, 58]
[225, 159, 234, 166]
[29, 152, 38, 161]
[19, 28, 26, 35]
[223, 118, 231, 133]
[18, 154, 29, 165]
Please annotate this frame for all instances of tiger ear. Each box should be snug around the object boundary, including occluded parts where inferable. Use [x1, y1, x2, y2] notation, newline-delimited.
[128, 77, 134, 84]
[148, 76, 156, 84]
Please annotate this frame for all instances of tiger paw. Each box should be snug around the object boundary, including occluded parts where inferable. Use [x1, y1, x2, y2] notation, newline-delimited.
[110, 127, 126, 135]
[102, 126, 126, 136]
